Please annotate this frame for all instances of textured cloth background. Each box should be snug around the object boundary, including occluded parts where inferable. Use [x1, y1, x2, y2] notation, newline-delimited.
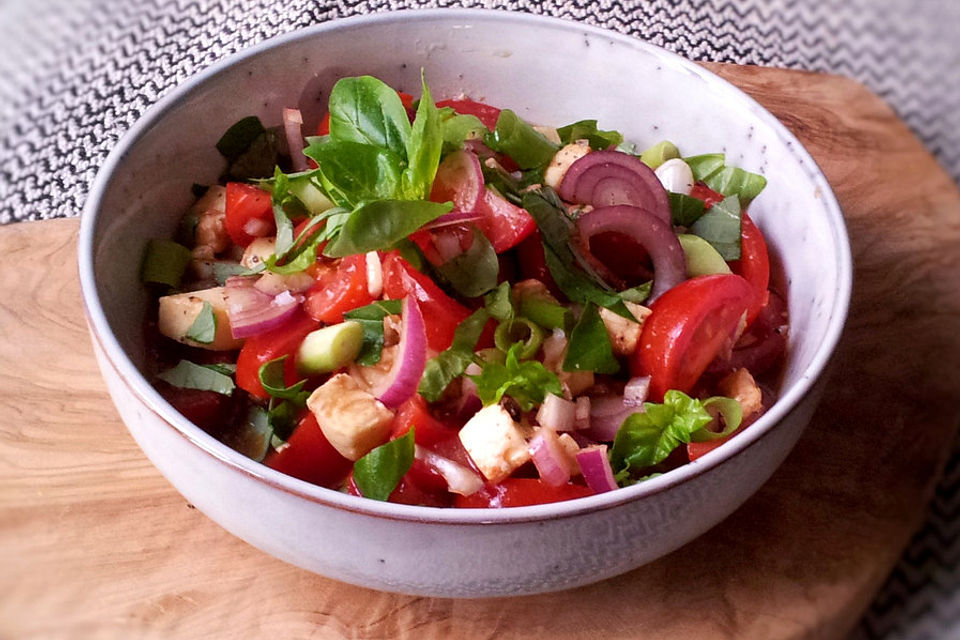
[2, 1, 958, 637]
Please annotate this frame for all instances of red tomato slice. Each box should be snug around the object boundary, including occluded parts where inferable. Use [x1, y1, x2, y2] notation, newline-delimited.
[263, 413, 352, 488]
[435, 98, 501, 131]
[224, 182, 275, 247]
[303, 254, 374, 325]
[381, 252, 471, 352]
[390, 395, 456, 447]
[472, 187, 537, 253]
[728, 212, 770, 326]
[455, 478, 594, 508]
[317, 91, 416, 135]
[689, 183, 725, 208]
[235, 312, 319, 400]
[632, 274, 753, 401]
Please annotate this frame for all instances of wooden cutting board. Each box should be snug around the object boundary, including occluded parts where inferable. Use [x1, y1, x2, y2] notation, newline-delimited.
[2, 63, 959, 640]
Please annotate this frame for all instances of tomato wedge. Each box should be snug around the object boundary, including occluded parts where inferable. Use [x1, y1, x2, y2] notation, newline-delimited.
[381, 252, 471, 352]
[454, 478, 594, 508]
[390, 394, 456, 447]
[235, 312, 319, 400]
[472, 187, 537, 253]
[632, 274, 753, 401]
[263, 413, 352, 488]
[435, 98, 501, 131]
[728, 212, 770, 326]
[224, 182, 275, 247]
[303, 254, 374, 324]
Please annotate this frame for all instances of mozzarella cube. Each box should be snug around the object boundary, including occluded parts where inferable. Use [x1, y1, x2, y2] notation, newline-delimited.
[157, 286, 244, 351]
[458, 405, 532, 483]
[598, 307, 643, 357]
[307, 374, 395, 461]
[543, 141, 591, 190]
[718, 368, 764, 417]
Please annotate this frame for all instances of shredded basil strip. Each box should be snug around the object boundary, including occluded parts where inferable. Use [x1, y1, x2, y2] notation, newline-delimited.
[353, 429, 416, 501]
[690, 195, 742, 260]
[562, 302, 620, 375]
[184, 301, 217, 344]
[557, 119, 623, 150]
[141, 239, 191, 288]
[669, 192, 707, 227]
[257, 356, 309, 404]
[703, 166, 767, 206]
[619, 282, 652, 304]
[418, 307, 491, 402]
[343, 299, 403, 366]
[157, 360, 235, 396]
[470, 343, 562, 411]
[433, 227, 499, 298]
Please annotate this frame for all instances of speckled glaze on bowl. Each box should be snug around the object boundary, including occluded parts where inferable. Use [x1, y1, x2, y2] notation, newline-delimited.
[78, 9, 851, 597]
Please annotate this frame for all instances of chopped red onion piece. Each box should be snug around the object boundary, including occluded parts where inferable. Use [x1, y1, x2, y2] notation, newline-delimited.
[623, 376, 651, 408]
[575, 396, 591, 430]
[283, 107, 309, 172]
[529, 428, 572, 487]
[576, 445, 618, 493]
[433, 231, 464, 263]
[576, 204, 685, 301]
[557, 150, 671, 222]
[536, 393, 576, 432]
[586, 395, 637, 442]
[225, 283, 302, 339]
[415, 445, 483, 496]
[372, 296, 427, 409]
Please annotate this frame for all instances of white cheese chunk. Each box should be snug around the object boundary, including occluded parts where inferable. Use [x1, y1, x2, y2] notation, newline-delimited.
[543, 141, 591, 190]
[157, 286, 243, 351]
[307, 374, 395, 461]
[458, 404, 531, 483]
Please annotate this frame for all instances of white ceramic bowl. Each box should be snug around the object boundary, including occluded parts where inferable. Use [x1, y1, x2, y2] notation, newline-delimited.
[79, 9, 851, 597]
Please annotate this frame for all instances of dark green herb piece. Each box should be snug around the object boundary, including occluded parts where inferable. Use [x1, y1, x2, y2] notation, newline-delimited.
[230, 406, 273, 462]
[518, 296, 571, 331]
[418, 308, 491, 402]
[562, 302, 620, 374]
[484, 281, 514, 322]
[184, 301, 216, 344]
[226, 127, 285, 181]
[157, 360, 235, 396]
[343, 299, 404, 366]
[432, 227, 499, 298]
[690, 195, 742, 260]
[485, 109, 559, 169]
[257, 356, 309, 405]
[322, 199, 451, 258]
[141, 239, 192, 288]
[470, 343, 562, 411]
[669, 192, 707, 227]
[557, 119, 623, 150]
[216, 116, 267, 162]
[353, 429, 416, 501]
[439, 107, 487, 152]
[212, 262, 249, 285]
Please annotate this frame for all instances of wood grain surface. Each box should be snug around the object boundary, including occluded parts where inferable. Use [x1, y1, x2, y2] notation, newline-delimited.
[1, 63, 959, 640]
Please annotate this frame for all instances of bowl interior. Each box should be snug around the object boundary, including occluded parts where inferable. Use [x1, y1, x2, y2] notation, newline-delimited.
[82, 10, 850, 516]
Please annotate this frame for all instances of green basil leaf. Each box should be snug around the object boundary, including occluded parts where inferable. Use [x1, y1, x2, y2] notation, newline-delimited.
[484, 281, 514, 322]
[684, 153, 725, 181]
[401, 74, 443, 200]
[327, 76, 412, 160]
[619, 282, 652, 304]
[669, 192, 706, 227]
[433, 227, 499, 298]
[353, 429, 416, 501]
[266, 400, 302, 442]
[562, 302, 620, 374]
[226, 406, 273, 462]
[216, 116, 266, 162]
[264, 209, 344, 275]
[141, 239, 191, 288]
[303, 139, 402, 208]
[439, 108, 487, 151]
[184, 301, 217, 344]
[270, 168, 296, 255]
[322, 199, 452, 258]
[610, 390, 714, 476]
[557, 119, 623, 150]
[470, 344, 562, 411]
[690, 396, 744, 442]
[343, 300, 403, 366]
[157, 360, 235, 396]
[703, 166, 767, 205]
[257, 356, 309, 405]
[485, 109, 559, 169]
[690, 195, 742, 260]
[418, 308, 490, 402]
[226, 127, 285, 181]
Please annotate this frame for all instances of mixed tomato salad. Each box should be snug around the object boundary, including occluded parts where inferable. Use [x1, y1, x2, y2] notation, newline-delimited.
[141, 74, 789, 508]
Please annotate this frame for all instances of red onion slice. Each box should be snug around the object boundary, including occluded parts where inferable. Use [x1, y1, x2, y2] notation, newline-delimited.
[576, 204, 685, 301]
[585, 395, 637, 442]
[225, 285, 302, 339]
[415, 445, 483, 496]
[429, 149, 484, 214]
[372, 296, 427, 409]
[623, 376, 651, 408]
[283, 107, 309, 172]
[558, 150, 671, 223]
[576, 445, 618, 493]
[529, 429, 572, 487]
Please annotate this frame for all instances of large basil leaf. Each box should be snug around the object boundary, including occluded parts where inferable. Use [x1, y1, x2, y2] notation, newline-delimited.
[327, 76, 411, 160]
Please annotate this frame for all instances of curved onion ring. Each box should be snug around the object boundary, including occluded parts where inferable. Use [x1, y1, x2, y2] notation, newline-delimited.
[575, 205, 685, 301]
[558, 150, 671, 223]
[371, 296, 427, 409]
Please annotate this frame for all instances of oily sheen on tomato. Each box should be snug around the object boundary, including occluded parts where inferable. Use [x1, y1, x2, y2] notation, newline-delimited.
[235, 312, 320, 400]
[632, 274, 753, 401]
[263, 413, 352, 487]
[303, 254, 374, 324]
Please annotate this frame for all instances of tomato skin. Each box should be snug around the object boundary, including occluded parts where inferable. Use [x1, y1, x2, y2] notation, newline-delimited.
[728, 212, 770, 326]
[390, 395, 456, 447]
[435, 98, 501, 131]
[632, 274, 753, 401]
[381, 252, 471, 352]
[235, 312, 320, 400]
[473, 187, 537, 253]
[263, 413, 352, 488]
[224, 183, 275, 247]
[455, 478, 594, 508]
[689, 183, 725, 208]
[303, 254, 373, 324]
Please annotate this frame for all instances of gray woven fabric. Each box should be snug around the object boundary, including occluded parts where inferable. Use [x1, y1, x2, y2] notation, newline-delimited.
[2, 1, 958, 637]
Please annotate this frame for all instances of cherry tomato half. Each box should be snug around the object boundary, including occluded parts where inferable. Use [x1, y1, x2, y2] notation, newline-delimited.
[224, 182, 275, 247]
[303, 254, 374, 325]
[235, 312, 320, 400]
[263, 413, 352, 488]
[632, 274, 753, 401]
[390, 394, 457, 447]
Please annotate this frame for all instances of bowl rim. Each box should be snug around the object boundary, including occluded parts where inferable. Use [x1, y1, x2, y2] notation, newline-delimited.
[78, 7, 853, 525]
